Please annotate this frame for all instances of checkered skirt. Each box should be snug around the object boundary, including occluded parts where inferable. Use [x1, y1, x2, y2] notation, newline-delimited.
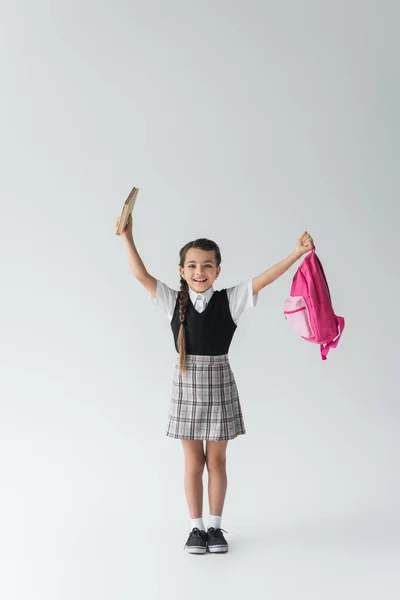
[166, 353, 246, 441]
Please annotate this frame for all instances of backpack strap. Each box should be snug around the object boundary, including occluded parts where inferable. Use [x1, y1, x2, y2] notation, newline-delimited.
[320, 316, 345, 360]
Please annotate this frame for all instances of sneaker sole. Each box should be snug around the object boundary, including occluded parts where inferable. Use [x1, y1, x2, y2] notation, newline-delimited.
[186, 546, 207, 554]
[207, 545, 228, 553]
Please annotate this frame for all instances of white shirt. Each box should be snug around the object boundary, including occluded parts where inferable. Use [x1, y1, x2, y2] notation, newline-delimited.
[152, 278, 258, 324]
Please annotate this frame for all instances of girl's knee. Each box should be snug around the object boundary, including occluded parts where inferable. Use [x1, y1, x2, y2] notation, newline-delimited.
[186, 457, 206, 475]
[205, 455, 226, 473]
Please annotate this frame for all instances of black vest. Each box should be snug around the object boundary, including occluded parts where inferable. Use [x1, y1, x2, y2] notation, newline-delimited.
[170, 289, 237, 355]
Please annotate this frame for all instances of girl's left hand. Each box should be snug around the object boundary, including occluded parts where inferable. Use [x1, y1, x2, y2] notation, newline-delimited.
[296, 231, 314, 257]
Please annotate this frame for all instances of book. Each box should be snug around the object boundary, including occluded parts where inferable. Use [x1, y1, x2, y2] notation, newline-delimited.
[116, 186, 139, 235]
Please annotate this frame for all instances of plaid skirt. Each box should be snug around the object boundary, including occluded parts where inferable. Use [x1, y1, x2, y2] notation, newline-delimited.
[166, 353, 246, 441]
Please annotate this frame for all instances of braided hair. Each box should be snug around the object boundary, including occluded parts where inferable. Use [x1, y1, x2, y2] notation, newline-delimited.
[177, 238, 221, 373]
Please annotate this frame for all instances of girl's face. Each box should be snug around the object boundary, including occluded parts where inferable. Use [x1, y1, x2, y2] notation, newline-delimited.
[179, 248, 221, 292]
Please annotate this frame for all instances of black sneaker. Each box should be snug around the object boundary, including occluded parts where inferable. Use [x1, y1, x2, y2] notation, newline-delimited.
[183, 527, 207, 554]
[207, 527, 229, 553]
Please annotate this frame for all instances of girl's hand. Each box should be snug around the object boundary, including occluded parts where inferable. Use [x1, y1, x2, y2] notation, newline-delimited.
[115, 213, 133, 239]
[295, 231, 314, 257]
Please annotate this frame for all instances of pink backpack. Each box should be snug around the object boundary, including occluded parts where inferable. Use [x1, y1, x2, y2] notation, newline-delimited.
[284, 247, 345, 360]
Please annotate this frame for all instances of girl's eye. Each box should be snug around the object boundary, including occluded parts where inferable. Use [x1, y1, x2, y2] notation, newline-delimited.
[188, 264, 212, 268]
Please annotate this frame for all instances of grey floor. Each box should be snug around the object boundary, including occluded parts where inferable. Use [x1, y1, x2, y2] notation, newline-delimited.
[3, 506, 399, 600]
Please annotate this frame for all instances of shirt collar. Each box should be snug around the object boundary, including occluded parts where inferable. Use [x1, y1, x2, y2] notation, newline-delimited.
[188, 284, 215, 306]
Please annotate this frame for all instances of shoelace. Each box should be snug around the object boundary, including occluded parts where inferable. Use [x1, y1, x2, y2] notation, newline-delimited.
[183, 527, 207, 550]
[207, 527, 228, 539]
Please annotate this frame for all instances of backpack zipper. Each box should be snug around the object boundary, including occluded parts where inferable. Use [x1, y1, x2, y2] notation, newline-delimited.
[284, 307, 306, 314]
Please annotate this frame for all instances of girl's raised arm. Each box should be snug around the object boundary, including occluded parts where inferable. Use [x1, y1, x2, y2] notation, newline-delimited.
[252, 232, 314, 294]
[115, 213, 157, 297]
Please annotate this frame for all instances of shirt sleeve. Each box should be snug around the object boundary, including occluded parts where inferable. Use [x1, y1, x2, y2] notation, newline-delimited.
[225, 278, 258, 325]
[151, 279, 179, 322]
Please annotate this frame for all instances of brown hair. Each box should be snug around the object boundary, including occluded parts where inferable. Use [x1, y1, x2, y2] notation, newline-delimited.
[177, 238, 221, 373]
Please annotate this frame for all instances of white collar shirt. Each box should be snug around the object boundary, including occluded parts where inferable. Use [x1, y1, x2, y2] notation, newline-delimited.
[152, 278, 258, 325]
[188, 285, 215, 313]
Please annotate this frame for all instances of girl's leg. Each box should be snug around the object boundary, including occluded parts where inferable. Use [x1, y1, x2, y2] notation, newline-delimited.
[181, 440, 206, 518]
[205, 440, 228, 516]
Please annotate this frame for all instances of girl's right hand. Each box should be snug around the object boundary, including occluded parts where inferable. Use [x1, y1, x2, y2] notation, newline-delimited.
[115, 213, 133, 239]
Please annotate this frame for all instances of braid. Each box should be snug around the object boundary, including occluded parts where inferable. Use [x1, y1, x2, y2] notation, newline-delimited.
[177, 238, 221, 373]
[177, 276, 190, 373]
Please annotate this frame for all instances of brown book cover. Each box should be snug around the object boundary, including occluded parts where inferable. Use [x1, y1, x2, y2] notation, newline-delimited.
[116, 186, 139, 235]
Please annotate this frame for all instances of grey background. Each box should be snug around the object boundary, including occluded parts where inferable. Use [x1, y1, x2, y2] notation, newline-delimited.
[1, 0, 399, 598]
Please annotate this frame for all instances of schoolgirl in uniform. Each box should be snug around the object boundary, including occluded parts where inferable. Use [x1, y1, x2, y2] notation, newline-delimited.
[116, 213, 314, 554]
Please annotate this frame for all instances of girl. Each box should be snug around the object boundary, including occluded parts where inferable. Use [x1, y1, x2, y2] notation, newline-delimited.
[116, 212, 314, 554]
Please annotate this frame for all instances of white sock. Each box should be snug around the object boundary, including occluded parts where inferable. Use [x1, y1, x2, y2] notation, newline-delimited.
[191, 517, 205, 532]
[209, 514, 222, 529]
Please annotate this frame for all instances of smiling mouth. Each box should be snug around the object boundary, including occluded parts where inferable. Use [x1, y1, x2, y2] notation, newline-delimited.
[194, 279, 207, 282]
